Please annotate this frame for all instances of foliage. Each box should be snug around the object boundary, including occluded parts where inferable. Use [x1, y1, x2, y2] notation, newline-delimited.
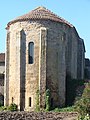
[53, 106, 75, 112]
[8, 103, 18, 111]
[46, 89, 50, 96]
[0, 106, 7, 111]
[75, 82, 90, 117]
[0, 102, 3, 107]
[45, 89, 50, 111]
[77, 114, 90, 120]
[0, 103, 18, 111]
[35, 90, 40, 112]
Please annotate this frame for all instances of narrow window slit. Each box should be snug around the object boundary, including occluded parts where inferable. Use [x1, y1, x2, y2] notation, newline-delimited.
[29, 97, 31, 107]
[28, 42, 34, 64]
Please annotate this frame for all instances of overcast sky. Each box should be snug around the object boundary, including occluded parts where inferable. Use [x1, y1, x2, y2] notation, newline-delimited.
[0, 0, 90, 58]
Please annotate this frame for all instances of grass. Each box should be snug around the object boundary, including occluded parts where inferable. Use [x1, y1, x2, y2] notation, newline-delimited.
[52, 106, 75, 112]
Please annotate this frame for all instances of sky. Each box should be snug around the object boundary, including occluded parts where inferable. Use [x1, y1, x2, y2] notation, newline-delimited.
[0, 0, 90, 58]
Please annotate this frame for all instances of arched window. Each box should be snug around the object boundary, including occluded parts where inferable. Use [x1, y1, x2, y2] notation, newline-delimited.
[28, 42, 34, 64]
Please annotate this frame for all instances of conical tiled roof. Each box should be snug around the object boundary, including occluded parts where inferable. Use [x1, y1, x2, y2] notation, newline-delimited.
[7, 6, 73, 28]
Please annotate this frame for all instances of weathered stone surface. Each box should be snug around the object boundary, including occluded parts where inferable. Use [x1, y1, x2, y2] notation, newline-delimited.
[0, 112, 78, 120]
[5, 7, 85, 111]
[85, 58, 90, 79]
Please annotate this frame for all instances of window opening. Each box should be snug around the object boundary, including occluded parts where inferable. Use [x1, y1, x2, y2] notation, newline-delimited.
[29, 97, 31, 107]
[28, 42, 34, 64]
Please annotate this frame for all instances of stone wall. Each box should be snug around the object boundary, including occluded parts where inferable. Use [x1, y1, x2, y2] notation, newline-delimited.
[0, 112, 78, 120]
[77, 38, 85, 79]
[85, 58, 90, 79]
[39, 27, 47, 108]
[5, 19, 84, 111]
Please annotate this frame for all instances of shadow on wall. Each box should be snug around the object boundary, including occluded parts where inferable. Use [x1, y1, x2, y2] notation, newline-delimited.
[65, 74, 85, 106]
[20, 30, 26, 111]
[85, 58, 90, 79]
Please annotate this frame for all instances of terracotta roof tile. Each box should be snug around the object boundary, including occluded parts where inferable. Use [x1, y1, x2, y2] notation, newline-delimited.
[0, 53, 5, 62]
[7, 6, 73, 28]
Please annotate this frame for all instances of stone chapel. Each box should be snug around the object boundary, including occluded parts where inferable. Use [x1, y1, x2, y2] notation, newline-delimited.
[5, 6, 85, 111]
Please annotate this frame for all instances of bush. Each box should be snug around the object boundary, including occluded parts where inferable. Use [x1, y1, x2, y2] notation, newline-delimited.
[78, 114, 90, 120]
[8, 103, 18, 111]
[75, 82, 90, 117]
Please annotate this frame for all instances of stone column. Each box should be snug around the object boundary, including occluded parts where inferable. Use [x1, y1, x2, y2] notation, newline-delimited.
[80, 39, 85, 79]
[39, 27, 47, 108]
[58, 34, 66, 106]
[15, 30, 21, 110]
[4, 30, 10, 106]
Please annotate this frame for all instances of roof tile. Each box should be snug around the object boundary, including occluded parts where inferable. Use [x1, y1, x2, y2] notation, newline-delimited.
[7, 6, 73, 28]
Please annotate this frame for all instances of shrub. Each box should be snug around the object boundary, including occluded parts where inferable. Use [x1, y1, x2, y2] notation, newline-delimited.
[77, 114, 90, 120]
[75, 82, 90, 117]
[8, 103, 18, 111]
[0, 103, 18, 111]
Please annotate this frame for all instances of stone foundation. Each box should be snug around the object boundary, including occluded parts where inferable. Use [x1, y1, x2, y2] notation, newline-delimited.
[0, 112, 78, 120]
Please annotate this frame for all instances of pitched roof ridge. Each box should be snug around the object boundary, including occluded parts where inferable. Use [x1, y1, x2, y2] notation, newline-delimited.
[32, 6, 73, 27]
[45, 7, 73, 27]
[33, 6, 46, 11]
[7, 6, 73, 29]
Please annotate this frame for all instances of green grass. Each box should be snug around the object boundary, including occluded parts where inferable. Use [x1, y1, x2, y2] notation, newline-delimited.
[52, 106, 75, 112]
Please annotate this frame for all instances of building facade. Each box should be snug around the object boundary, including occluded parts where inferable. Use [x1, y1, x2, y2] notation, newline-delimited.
[5, 7, 85, 111]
